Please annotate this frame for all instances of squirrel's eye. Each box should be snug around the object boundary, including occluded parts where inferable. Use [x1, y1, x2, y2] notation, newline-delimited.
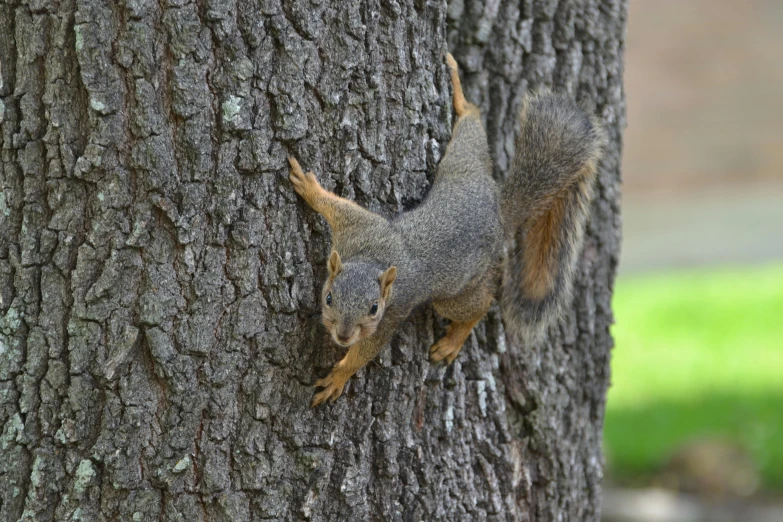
[326, 292, 332, 306]
[369, 302, 378, 316]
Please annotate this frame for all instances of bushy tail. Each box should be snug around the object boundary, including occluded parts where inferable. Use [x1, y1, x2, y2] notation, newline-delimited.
[500, 91, 606, 343]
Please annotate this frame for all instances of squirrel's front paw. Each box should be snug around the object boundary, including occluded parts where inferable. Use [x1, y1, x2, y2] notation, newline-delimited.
[288, 157, 322, 201]
[311, 370, 347, 407]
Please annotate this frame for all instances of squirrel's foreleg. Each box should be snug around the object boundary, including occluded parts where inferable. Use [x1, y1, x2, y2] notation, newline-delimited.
[311, 334, 389, 407]
[288, 157, 372, 231]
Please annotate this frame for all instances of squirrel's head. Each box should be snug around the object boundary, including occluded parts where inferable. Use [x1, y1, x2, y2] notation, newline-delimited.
[320, 250, 397, 347]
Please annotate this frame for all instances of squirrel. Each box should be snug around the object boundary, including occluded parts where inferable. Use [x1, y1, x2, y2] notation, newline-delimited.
[288, 53, 604, 407]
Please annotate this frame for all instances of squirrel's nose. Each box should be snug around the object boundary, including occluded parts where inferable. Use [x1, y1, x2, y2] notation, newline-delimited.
[337, 333, 352, 344]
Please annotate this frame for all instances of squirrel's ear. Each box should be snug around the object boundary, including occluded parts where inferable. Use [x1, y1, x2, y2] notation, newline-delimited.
[379, 266, 397, 301]
[327, 250, 343, 278]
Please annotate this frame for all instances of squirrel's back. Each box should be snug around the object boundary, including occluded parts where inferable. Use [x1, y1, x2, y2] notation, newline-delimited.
[500, 91, 605, 343]
[394, 104, 502, 302]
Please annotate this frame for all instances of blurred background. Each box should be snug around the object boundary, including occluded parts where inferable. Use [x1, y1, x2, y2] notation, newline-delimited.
[602, 1, 783, 520]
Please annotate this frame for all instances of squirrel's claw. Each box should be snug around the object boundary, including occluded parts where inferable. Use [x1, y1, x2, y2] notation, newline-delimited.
[288, 156, 322, 201]
[287, 156, 302, 173]
[311, 371, 346, 407]
[287, 156, 306, 190]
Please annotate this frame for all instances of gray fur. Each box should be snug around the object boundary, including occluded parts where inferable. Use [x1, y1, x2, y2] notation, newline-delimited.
[500, 91, 606, 343]
[303, 88, 603, 367]
[326, 261, 385, 333]
[326, 112, 502, 350]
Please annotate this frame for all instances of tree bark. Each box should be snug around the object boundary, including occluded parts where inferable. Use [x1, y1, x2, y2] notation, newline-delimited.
[0, 0, 625, 520]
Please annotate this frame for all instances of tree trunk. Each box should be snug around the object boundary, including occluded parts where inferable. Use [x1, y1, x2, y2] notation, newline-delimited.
[0, 0, 625, 520]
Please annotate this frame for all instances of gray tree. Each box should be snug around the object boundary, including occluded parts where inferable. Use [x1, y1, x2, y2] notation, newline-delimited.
[0, 0, 625, 520]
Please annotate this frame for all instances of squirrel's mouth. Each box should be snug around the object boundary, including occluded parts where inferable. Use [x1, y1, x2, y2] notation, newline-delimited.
[329, 321, 379, 347]
[332, 328, 360, 347]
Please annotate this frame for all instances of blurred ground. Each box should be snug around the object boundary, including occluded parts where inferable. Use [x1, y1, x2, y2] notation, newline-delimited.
[606, 0, 783, 519]
[603, 488, 783, 522]
[605, 265, 783, 492]
[621, 189, 783, 273]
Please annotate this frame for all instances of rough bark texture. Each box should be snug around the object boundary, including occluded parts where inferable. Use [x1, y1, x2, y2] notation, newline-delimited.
[0, 0, 625, 520]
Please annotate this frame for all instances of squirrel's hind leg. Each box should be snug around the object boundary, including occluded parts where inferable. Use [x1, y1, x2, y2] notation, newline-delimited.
[446, 53, 479, 119]
[431, 277, 494, 364]
[429, 314, 484, 364]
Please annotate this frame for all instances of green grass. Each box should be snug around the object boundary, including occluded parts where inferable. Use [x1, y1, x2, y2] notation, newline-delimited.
[604, 263, 783, 491]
